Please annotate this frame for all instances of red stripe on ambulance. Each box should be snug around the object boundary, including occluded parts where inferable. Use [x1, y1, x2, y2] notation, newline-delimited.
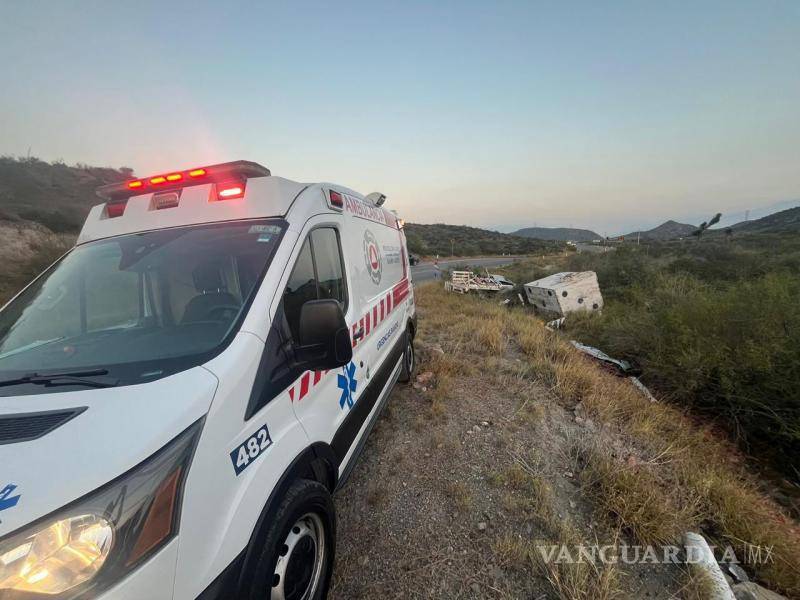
[289, 277, 411, 401]
[299, 372, 311, 400]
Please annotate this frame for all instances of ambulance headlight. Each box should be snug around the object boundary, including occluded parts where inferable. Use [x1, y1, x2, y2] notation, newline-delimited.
[0, 515, 113, 594]
[0, 419, 203, 599]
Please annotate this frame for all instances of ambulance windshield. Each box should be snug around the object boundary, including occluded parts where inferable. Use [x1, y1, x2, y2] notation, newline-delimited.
[0, 220, 285, 393]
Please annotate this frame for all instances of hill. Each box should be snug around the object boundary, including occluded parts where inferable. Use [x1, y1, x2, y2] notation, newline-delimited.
[729, 205, 800, 233]
[0, 156, 133, 233]
[404, 223, 562, 257]
[511, 226, 600, 242]
[0, 157, 135, 302]
[623, 219, 696, 240]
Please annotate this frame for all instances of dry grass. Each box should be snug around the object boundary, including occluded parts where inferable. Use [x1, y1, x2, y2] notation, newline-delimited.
[680, 567, 717, 600]
[492, 520, 620, 600]
[0, 224, 72, 304]
[486, 448, 621, 599]
[443, 480, 473, 513]
[577, 442, 700, 545]
[416, 282, 800, 596]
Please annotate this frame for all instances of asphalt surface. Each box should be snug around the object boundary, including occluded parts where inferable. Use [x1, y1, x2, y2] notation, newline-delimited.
[410, 256, 519, 282]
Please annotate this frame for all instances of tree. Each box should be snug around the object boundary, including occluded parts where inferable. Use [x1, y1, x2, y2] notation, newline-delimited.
[691, 212, 722, 239]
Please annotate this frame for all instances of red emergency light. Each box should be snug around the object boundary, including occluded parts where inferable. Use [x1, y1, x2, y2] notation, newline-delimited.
[106, 202, 127, 218]
[97, 161, 270, 202]
[216, 182, 245, 200]
[328, 190, 344, 209]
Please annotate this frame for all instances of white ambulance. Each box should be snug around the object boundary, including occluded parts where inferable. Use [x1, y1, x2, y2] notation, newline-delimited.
[0, 161, 416, 600]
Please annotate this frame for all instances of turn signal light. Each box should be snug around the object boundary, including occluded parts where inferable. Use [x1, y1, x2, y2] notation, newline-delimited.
[126, 468, 182, 566]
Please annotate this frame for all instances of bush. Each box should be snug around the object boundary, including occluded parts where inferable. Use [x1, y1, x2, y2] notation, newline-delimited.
[568, 269, 800, 467]
[502, 238, 800, 477]
[15, 208, 84, 233]
[0, 237, 71, 305]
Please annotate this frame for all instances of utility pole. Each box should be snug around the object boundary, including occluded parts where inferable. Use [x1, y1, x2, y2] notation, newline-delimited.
[450, 239, 454, 257]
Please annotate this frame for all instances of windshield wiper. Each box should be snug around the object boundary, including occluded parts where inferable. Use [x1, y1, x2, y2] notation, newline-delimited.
[0, 369, 119, 389]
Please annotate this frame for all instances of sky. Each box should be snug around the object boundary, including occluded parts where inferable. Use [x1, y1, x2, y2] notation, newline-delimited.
[1, 1, 798, 235]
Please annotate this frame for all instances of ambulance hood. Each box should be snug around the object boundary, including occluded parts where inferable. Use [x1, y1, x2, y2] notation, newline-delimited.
[0, 367, 217, 537]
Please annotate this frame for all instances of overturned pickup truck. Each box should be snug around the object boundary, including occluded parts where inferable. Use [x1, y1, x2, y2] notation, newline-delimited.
[445, 270, 515, 293]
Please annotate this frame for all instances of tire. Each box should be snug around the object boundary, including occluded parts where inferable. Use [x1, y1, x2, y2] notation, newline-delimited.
[244, 479, 336, 600]
[398, 328, 416, 384]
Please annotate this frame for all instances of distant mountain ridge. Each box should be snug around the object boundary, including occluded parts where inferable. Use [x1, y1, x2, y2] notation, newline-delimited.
[404, 223, 562, 257]
[511, 226, 600, 242]
[729, 205, 800, 233]
[624, 220, 696, 240]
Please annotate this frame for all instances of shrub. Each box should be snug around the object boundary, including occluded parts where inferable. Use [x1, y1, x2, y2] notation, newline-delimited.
[568, 270, 800, 469]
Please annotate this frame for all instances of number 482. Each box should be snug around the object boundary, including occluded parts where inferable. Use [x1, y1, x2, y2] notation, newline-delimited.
[232, 425, 273, 475]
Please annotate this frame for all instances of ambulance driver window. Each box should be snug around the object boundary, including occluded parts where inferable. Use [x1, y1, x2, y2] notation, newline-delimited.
[312, 228, 347, 306]
[283, 239, 316, 339]
[282, 228, 347, 340]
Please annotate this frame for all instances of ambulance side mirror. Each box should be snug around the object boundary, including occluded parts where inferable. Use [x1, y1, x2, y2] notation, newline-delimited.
[297, 299, 353, 370]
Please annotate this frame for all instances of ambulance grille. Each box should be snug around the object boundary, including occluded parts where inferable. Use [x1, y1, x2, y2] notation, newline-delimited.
[0, 408, 86, 445]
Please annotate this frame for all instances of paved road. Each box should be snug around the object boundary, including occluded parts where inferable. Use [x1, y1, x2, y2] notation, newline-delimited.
[410, 256, 519, 283]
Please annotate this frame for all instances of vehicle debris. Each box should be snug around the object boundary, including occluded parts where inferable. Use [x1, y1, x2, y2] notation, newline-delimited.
[485, 271, 515, 290]
[569, 341, 658, 401]
[630, 376, 658, 402]
[684, 532, 736, 600]
[445, 270, 515, 293]
[570, 340, 634, 374]
[545, 317, 566, 330]
[524, 271, 603, 316]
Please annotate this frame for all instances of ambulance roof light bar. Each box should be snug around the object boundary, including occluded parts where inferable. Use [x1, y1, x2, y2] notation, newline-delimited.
[96, 160, 271, 202]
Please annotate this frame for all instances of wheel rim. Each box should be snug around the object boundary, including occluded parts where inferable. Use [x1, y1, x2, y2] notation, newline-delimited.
[406, 339, 414, 374]
[271, 513, 326, 600]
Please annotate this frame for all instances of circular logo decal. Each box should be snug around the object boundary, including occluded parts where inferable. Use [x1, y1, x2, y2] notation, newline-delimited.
[363, 230, 382, 285]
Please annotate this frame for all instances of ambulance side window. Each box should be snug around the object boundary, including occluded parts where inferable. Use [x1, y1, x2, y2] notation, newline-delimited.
[283, 239, 316, 340]
[282, 228, 347, 341]
[312, 228, 347, 307]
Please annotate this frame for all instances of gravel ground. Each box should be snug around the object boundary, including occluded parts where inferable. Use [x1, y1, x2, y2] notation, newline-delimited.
[329, 344, 686, 599]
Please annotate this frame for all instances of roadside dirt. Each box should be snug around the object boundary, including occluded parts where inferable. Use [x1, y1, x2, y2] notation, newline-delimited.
[330, 311, 689, 598]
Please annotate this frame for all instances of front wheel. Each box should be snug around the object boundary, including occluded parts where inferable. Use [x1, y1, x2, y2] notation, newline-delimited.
[245, 479, 335, 600]
[398, 329, 416, 384]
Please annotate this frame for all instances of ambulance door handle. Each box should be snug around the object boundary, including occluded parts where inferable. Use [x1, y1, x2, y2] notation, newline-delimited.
[353, 327, 365, 341]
